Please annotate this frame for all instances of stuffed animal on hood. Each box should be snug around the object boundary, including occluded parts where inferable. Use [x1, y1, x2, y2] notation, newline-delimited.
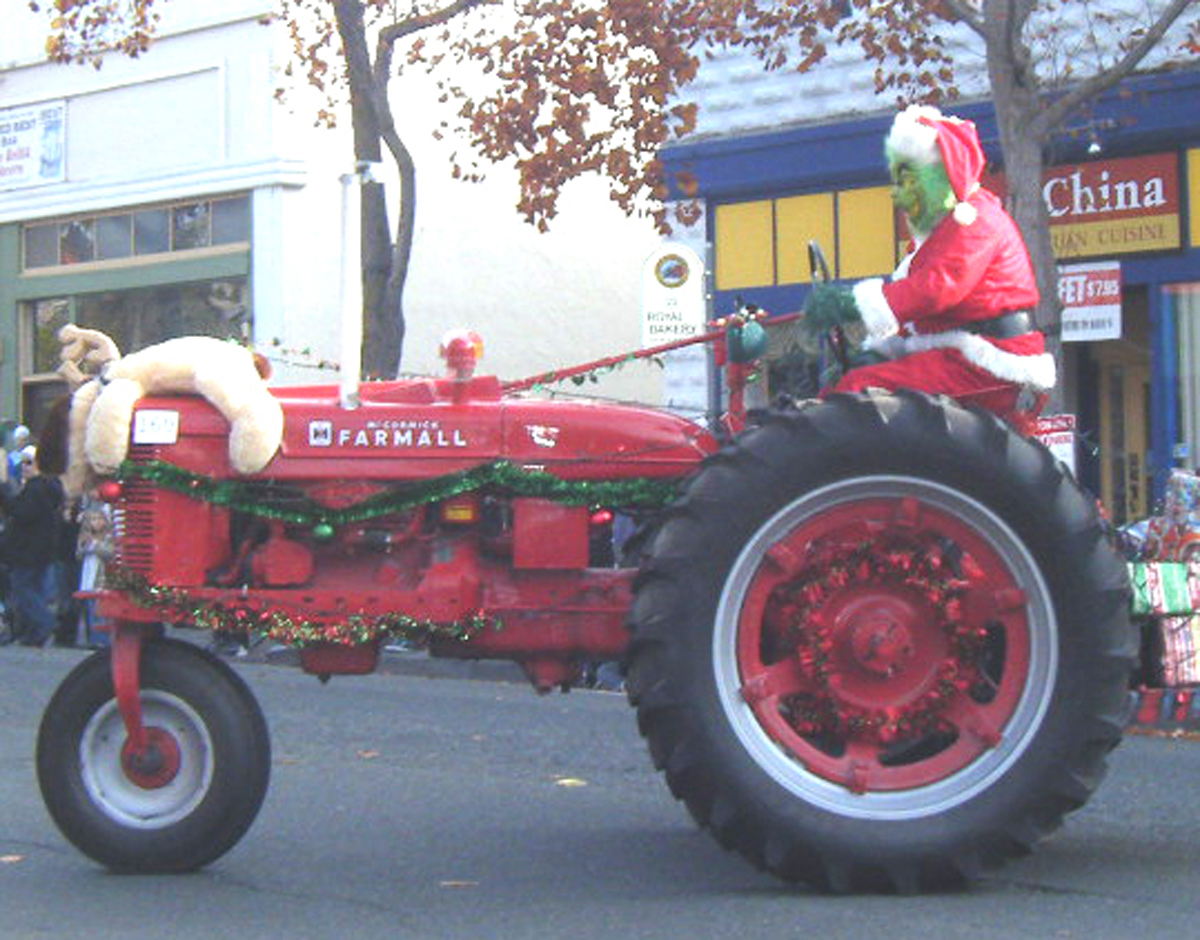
[58, 325, 284, 497]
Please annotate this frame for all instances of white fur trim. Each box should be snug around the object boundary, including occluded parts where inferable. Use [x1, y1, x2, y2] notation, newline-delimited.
[852, 278, 900, 340]
[862, 334, 907, 360]
[887, 105, 943, 168]
[897, 331, 1057, 391]
[952, 202, 977, 225]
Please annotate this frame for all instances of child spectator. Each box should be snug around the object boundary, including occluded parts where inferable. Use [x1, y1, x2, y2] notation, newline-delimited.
[75, 504, 114, 648]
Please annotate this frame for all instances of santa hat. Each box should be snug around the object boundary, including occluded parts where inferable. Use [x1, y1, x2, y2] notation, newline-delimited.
[886, 105, 985, 225]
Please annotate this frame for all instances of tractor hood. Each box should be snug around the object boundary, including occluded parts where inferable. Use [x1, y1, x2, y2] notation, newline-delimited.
[127, 373, 718, 483]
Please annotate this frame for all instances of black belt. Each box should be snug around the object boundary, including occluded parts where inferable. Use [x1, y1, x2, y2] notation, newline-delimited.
[961, 311, 1034, 339]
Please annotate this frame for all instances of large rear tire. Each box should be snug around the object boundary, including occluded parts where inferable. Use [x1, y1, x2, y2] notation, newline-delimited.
[627, 391, 1134, 892]
[37, 638, 271, 872]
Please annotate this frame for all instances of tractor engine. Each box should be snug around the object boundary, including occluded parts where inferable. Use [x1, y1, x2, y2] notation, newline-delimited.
[99, 368, 715, 690]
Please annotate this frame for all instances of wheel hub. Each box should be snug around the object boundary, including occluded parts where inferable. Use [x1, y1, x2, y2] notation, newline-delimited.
[121, 727, 182, 790]
[847, 602, 915, 677]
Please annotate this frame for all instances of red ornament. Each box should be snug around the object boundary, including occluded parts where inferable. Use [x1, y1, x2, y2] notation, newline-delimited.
[97, 480, 123, 502]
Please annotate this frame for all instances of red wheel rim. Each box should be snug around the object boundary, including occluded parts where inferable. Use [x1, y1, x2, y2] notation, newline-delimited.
[735, 495, 1032, 794]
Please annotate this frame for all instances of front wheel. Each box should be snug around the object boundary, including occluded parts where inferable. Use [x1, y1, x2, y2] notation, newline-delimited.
[37, 638, 271, 872]
[627, 391, 1134, 891]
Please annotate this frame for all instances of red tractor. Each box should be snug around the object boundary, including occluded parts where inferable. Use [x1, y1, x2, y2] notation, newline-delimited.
[35, 316, 1133, 893]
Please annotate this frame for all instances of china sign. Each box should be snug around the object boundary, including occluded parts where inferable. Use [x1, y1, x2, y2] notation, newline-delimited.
[984, 153, 1180, 260]
[0, 100, 66, 191]
[1059, 261, 1122, 342]
[1046, 154, 1179, 258]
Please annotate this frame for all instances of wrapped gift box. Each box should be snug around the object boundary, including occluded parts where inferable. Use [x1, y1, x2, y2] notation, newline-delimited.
[1159, 615, 1200, 687]
[1129, 561, 1200, 616]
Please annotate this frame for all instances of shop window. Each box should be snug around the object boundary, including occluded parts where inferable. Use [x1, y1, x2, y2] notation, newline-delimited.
[29, 299, 72, 375]
[75, 279, 250, 354]
[23, 223, 58, 269]
[96, 214, 133, 260]
[212, 196, 251, 245]
[172, 202, 210, 251]
[134, 209, 170, 255]
[19, 279, 250, 428]
[60, 220, 95, 265]
[20, 194, 250, 271]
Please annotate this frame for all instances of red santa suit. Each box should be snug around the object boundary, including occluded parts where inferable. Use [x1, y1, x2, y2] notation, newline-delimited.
[835, 110, 1056, 405]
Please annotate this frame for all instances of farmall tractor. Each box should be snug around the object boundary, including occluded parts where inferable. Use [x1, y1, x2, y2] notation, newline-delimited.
[35, 301, 1134, 894]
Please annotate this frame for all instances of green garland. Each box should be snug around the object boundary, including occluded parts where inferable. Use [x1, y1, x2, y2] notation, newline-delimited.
[117, 458, 679, 528]
[107, 567, 493, 649]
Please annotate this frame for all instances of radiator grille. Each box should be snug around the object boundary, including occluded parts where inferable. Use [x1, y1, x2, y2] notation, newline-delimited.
[114, 445, 162, 577]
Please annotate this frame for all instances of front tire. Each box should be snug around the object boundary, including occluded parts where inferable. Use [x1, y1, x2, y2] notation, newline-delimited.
[627, 391, 1134, 891]
[37, 638, 271, 872]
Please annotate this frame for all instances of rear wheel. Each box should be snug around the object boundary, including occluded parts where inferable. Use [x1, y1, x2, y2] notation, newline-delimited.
[627, 391, 1133, 891]
[37, 638, 270, 872]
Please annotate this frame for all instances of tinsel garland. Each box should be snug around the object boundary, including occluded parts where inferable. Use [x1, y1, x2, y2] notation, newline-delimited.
[117, 459, 679, 528]
[106, 567, 493, 649]
[772, 539, 987, 747]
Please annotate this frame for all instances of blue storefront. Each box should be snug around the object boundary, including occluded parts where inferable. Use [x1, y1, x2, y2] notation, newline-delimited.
[663, 69, 1200, 524]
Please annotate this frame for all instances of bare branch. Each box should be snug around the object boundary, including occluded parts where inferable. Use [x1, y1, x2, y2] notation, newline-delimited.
[1038, 0, 1197, 130]
[942, 0, 986, 37]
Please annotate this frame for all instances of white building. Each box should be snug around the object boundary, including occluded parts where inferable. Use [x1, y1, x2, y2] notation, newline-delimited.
[0, 1, 665, 439]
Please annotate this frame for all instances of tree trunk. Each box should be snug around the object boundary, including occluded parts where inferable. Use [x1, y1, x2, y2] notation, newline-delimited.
[980, 0, 1062, 409]
[361, 180, 399, 378]
[333, 0, 408, 379]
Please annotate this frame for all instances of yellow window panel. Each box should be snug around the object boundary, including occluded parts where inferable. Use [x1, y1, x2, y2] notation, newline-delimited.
[715, 200, 775, 290]
[837, 186, 896, 279]
[1189, 149, 1200, 249]
[775, 194, 836, 284]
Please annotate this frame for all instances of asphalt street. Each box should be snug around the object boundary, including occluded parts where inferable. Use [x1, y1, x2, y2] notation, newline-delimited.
[3, 642, 1200, 940]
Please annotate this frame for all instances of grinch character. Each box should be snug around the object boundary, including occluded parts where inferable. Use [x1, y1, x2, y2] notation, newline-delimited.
[803, 106, 1055, 406]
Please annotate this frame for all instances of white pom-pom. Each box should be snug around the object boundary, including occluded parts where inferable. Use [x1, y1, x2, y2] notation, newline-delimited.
[953, 201, 977, 225]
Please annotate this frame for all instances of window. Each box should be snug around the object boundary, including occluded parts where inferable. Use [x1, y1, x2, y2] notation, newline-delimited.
[172, 202, 210, 250]
[20, 194, 251, 270]
[19, 278, 251, 429]
[212, 196, 250, 245]
[29, 299, 72, 375]
[134, 209, 169, 255]
[23, 224, 58, 269]
[74, 279, 250, 354]
[60, 220, 95, 265]
[96, 214, 133, 260]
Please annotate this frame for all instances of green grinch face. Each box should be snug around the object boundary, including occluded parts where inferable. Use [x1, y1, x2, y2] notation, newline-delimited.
[888, 157, 955, 238]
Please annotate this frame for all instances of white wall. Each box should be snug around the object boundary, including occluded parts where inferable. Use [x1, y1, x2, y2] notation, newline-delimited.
[0, 2, 669, 406]
[677, 1, 1194, 143]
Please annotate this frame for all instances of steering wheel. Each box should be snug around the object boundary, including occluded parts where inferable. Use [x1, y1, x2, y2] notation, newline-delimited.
[808, 241, 851, 375]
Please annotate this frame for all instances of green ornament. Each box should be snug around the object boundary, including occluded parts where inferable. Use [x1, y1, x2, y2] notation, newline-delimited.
[311, 522, 335, 542]
[727, 319, 768, 363]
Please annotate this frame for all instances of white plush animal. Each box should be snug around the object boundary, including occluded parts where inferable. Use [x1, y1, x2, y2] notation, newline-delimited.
[58, 325, 284, 496]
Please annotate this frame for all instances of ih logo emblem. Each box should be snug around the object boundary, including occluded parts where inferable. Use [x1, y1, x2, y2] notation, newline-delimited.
[308, 420, 333, 447]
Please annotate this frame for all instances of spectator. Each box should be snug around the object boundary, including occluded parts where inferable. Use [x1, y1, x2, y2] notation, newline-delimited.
[75, 503, 114, 648]
[1, 445, 65, 646]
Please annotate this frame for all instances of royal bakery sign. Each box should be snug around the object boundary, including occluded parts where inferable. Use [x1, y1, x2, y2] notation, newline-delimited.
[985, 153, 1180, 260]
